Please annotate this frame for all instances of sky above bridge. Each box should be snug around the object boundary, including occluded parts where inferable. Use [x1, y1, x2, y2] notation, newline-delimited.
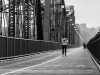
[65, 0, 100, 28]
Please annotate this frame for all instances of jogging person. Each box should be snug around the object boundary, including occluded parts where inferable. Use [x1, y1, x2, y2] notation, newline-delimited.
[61, 37, 68, 56]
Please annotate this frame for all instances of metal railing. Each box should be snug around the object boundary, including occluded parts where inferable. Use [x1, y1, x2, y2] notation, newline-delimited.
[0, 36, 80, 60]
[87, 33, 100, 64]
[0, 36, 61, 59]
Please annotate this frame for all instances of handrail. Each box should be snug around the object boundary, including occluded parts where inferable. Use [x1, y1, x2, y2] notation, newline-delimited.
[88, 33, 100, 44]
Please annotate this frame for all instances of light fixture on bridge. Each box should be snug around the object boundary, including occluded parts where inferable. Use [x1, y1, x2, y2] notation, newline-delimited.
[74, 26, 76, 28]
[72, 23, 74, 25]
[70, 19, 72, 21]
[61, 5, 64, 8]
[74, 28, 77, 31]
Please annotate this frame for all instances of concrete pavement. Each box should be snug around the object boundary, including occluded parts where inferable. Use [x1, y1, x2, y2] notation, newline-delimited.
[0, 47, 100, 75]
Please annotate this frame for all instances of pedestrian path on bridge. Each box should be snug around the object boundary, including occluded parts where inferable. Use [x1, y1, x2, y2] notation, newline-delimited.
[0, 47, 100, 75]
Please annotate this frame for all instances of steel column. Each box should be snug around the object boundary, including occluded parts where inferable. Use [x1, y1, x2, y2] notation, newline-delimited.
[23, 0, 31, 39]
[43, 0, 50, 41]
[8, 0, 15, 37]
[36, 0, 43, 40]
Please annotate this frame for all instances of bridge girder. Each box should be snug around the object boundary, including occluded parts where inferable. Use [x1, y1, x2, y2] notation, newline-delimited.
[0, 0, 68, 42]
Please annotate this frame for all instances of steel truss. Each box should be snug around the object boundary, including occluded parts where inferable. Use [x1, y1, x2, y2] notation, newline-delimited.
[0, 0, 38, 39]
[0, 0, 66, 41]
[15, 0, 20, 38]
[8, 0, 15, 37]
[66, 6, 75, 44]
[23, 0, 31, 39]
[50, 0, 63, 42]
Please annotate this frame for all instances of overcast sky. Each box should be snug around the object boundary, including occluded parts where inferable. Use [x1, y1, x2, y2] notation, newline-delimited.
[65, 0, 100, 28]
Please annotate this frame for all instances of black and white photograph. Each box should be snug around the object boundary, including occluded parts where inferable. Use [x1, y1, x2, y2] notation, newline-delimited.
[0, 0, 100, 75]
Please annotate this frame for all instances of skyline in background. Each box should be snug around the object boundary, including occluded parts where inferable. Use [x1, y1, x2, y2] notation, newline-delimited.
[65, 0, 100, 28]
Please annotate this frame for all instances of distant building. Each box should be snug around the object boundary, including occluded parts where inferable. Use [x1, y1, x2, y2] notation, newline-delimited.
[77, 23, 97, 43]
[79, 23, 87, 31]
[75, 24, 80, 32]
